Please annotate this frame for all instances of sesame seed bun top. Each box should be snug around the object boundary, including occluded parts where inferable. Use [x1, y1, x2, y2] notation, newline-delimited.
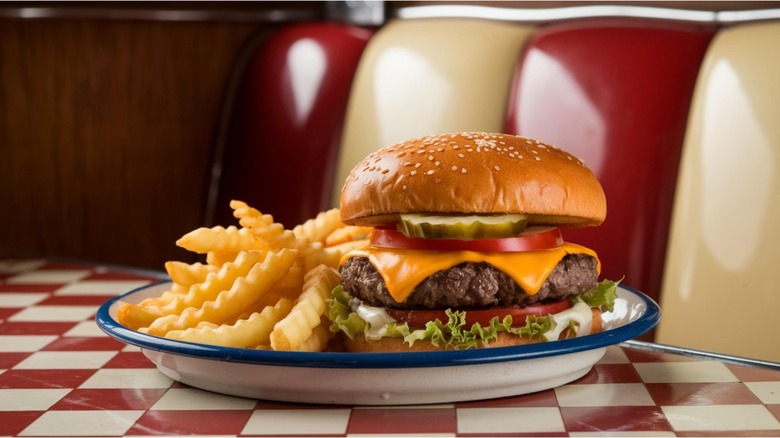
[339, 132, 607, 228]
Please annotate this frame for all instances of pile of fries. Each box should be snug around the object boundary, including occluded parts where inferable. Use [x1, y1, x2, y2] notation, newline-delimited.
[117, 200, 371, 352]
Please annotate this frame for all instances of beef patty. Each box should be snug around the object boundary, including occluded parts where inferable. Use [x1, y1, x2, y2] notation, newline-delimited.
[339, 254, 598, 309]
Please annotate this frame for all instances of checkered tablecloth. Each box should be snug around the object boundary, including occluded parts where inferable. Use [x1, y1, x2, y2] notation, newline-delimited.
[1, 257, 780, 436]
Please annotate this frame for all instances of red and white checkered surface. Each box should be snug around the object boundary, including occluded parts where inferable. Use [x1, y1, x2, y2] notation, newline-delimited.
[1, 257, 780, 437]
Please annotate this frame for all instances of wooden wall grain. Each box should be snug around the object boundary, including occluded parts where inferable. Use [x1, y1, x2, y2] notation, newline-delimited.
[0, 18, 259, 270]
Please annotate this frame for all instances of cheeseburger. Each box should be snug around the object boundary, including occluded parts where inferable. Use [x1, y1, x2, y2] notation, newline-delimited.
[329, 132, 617, 352]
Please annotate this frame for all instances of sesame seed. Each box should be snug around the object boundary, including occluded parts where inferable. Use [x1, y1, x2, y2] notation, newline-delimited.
[458, 153, 465, 158]
[404, 162, 412, 166]
[411, 170, 418, 175]
[415, 162, 421, 168]
[461, 168, 467, 173]
[428, 155, 434, 161]
[381, 169, 389, 174]
[435, 161, 440, 166]
[494, 165, 500, 171]
[451, 166, 458, 171]
[403, 184, 407, 190]
[534, 156, 541, 161]
[426, 170, 434, 175]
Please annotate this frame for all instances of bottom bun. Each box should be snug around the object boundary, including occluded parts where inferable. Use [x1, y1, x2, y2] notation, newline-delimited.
[343, 308, 603, 353]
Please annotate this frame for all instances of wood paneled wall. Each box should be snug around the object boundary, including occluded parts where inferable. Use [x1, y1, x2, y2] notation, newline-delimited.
[0, 17, 258, 270]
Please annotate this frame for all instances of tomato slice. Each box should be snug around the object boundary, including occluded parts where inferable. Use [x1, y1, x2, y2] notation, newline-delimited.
[385, 300, 572, 328]
[370, 226, 563, 252]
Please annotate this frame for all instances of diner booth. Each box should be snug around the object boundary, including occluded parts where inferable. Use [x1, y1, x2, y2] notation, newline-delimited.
[2, 2, 780, 435]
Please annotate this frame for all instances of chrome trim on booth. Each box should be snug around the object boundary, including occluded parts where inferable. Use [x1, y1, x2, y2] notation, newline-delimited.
[394, 4, 715, 23]
[326, 0, 385, 26]
[394, 4, 780, 24]
[717, 8, 780, 22]
[622, 340, 780, 371]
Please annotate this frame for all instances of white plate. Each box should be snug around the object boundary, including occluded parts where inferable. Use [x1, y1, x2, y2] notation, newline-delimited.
[97, 283, 660, 405]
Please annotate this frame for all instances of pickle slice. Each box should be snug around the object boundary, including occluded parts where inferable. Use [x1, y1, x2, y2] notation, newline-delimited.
[398, 214, 528, 240]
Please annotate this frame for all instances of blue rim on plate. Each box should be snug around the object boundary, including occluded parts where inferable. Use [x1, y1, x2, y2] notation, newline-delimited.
[96, 282, 660, 369]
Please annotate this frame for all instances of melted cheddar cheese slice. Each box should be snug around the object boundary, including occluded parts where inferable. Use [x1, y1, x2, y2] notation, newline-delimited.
[342, 243, 600, 303]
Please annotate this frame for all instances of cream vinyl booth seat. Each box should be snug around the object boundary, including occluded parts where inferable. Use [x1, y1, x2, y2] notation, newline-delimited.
[655, 21, 780, 362]
[332, 18, 534, 205]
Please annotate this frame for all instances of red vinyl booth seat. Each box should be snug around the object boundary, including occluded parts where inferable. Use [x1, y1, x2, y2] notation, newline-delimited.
[211, 22, 373, 229]
[505, 19, 715, 313]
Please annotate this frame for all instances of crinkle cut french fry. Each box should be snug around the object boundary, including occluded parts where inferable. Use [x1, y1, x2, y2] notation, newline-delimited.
[292, 208, 343, 244]
[234, 299, 270, 322]
[270, 265, 340, 351]
[230, 200, 274, 230]
[164, 298, 294, 348]
[143, 249, 298, 336]
[116, 301, 168, 331]
[233, 282, 301, 322]
[120, 202, 359, 351]
[324, 225, 373, 247]
[260, 226, 309, 252]
[165, 261, 217, 287]
[230, 200, 307, 251]
[160, 250, 264, 316]
[176, 225, 268, 254]
[137, 283, 187, 307]
[260, 226, 305, 251]
[117, 283, 187, 329]
[225, 257, 303, 321]
[294, 317, 333, 352]
[206, 251, 238, 267]
[247, 284, 304, 319]
[303, 239, 369, 272]
[278, 257, 305, 291]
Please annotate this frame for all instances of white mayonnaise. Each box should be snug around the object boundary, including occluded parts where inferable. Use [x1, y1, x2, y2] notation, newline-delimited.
[544, 300, 593, 341]
[355, 304, 397, 340]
